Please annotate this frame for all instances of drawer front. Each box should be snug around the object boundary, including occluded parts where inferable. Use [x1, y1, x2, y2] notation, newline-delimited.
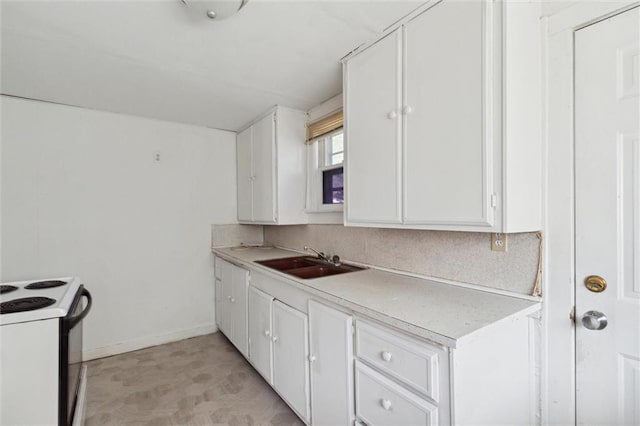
[355, 320, 441, 401]
[356, 361, 438, 426]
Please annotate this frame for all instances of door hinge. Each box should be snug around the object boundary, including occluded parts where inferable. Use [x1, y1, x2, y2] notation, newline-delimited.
[491, 193, 498, 209]
[569, 306, 576, 324]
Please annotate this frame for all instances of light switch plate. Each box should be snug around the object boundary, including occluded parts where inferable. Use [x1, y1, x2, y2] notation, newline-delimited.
[491, 233, 508, 252]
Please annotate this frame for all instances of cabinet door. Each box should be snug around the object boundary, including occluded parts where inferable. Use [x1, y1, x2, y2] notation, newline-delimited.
[272, 300, 310, 422]
[251, 113, 276, 223]
[248, 286, 274, 384]
[218, 260, 233, 338]
[403, 1, 493, 227]
[309, 300, 354, 426]
[345, 29, 403, 225]
[237, 126, 253, 222]
[215, 277, 222, 327]
[230, 264, 249, 357]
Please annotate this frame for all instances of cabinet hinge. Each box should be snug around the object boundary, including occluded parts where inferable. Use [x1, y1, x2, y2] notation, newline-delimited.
[490, 193, 498, 209]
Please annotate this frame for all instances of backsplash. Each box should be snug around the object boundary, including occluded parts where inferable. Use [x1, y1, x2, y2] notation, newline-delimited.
[211, 224, 264, 248]
[263, 225, 541, 296]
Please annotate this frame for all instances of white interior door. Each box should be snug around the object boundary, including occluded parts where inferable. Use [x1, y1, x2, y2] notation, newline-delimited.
[575, 7, 640, 425]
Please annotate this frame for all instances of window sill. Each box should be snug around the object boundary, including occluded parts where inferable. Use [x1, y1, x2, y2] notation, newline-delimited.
[305, 208, 344, 225]
[305, 205, 344, 214]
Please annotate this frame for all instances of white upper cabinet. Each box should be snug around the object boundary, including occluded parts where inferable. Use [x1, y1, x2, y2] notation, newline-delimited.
[343, 0, 542, 232]
[236, 106, 308, 225]
[236, 126, 253, 222]
[344, 29, 403, 225]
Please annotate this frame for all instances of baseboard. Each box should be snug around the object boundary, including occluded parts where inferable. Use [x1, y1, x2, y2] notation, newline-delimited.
[83, 323, 218, 361]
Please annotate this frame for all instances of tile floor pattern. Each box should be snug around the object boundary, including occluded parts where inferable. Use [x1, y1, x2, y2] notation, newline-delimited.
[85, 332, 303, 425]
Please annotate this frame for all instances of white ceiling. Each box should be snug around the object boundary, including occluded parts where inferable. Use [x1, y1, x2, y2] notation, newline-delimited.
[0, 0, 423, 131]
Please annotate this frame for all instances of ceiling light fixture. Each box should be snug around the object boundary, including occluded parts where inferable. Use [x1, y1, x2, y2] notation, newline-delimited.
[180, 0, 249, 21]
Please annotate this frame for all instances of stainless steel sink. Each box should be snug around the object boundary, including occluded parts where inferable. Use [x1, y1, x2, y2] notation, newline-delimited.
[255, 256, 364, 279]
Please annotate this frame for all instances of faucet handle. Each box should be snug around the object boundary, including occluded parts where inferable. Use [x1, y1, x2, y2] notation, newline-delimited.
[331, 255, 341, 265]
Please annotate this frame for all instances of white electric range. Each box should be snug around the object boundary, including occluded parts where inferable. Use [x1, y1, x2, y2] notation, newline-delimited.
[0, 277, 92, 426]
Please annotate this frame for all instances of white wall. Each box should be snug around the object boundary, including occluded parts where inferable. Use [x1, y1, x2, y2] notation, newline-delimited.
[1, 96, 237, 358]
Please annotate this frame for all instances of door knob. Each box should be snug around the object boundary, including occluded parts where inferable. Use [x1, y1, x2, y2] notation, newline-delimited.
[581, 310, 608, 330]
[585, 275, 607, 293]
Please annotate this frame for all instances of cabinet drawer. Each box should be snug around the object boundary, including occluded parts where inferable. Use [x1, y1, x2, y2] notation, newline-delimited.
[355, 320, 441, 401]
[355, 361, 438, 426]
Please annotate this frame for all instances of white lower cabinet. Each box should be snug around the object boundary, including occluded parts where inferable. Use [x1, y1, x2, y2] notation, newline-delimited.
[216, 256, 535, 426]
[248, 286, 274, 384]
[214, 257, 249, 357]
[244, 282, 311, 423]
[308, 300, 354, 426]
[272, 300, 311, 423]
[356, 361, 438, 426]
[354, 320, 447, 426]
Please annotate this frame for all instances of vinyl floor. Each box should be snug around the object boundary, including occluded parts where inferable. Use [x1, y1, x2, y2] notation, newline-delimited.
[84, 332, 303, 425]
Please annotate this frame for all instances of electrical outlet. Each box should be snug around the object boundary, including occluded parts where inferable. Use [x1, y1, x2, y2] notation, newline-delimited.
[491, 233, 508, 252]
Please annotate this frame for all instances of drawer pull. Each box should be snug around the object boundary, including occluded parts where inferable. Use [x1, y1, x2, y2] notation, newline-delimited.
[264, 330, 271, 337]
[381, 350, 393, 362]
[380, 398, 392, 411]
[272, 336, 279, 342]
[309, 355, 317, 362]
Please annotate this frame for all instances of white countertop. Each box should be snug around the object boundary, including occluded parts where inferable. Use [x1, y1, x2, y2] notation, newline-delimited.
[212, 246, 540, 348]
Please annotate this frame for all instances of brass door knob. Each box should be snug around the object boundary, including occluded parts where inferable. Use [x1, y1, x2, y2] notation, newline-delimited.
[585, 275, 607, 293]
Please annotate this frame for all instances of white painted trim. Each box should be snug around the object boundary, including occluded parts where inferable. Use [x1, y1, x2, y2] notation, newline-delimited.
[542, 2, 639, 425]
[83, 323, 217, 361]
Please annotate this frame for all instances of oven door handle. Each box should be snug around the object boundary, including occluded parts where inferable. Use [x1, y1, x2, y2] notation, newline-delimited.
[69, 288, 92, 329]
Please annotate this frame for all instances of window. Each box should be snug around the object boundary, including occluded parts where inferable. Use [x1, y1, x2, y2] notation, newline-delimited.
[319, 131, 344, 205]
[306, 127, 344, 212]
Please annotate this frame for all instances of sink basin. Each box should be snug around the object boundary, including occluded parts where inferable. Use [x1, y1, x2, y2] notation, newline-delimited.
[256, 256, 320, 271]
[255, 256, 364, 279]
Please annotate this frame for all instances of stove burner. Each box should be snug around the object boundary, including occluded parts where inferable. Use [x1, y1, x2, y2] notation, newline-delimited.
[0, 285, 18, 295]
[0, 297, 56, 314]
[25, 280, 67, 290]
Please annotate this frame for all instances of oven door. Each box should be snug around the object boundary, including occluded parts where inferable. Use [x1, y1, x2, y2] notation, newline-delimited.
[59, 286, 92, 426]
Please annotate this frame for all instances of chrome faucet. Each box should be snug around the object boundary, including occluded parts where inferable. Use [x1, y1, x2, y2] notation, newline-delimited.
[304, 246, 340, 265]
[304, 246, 329, 261]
